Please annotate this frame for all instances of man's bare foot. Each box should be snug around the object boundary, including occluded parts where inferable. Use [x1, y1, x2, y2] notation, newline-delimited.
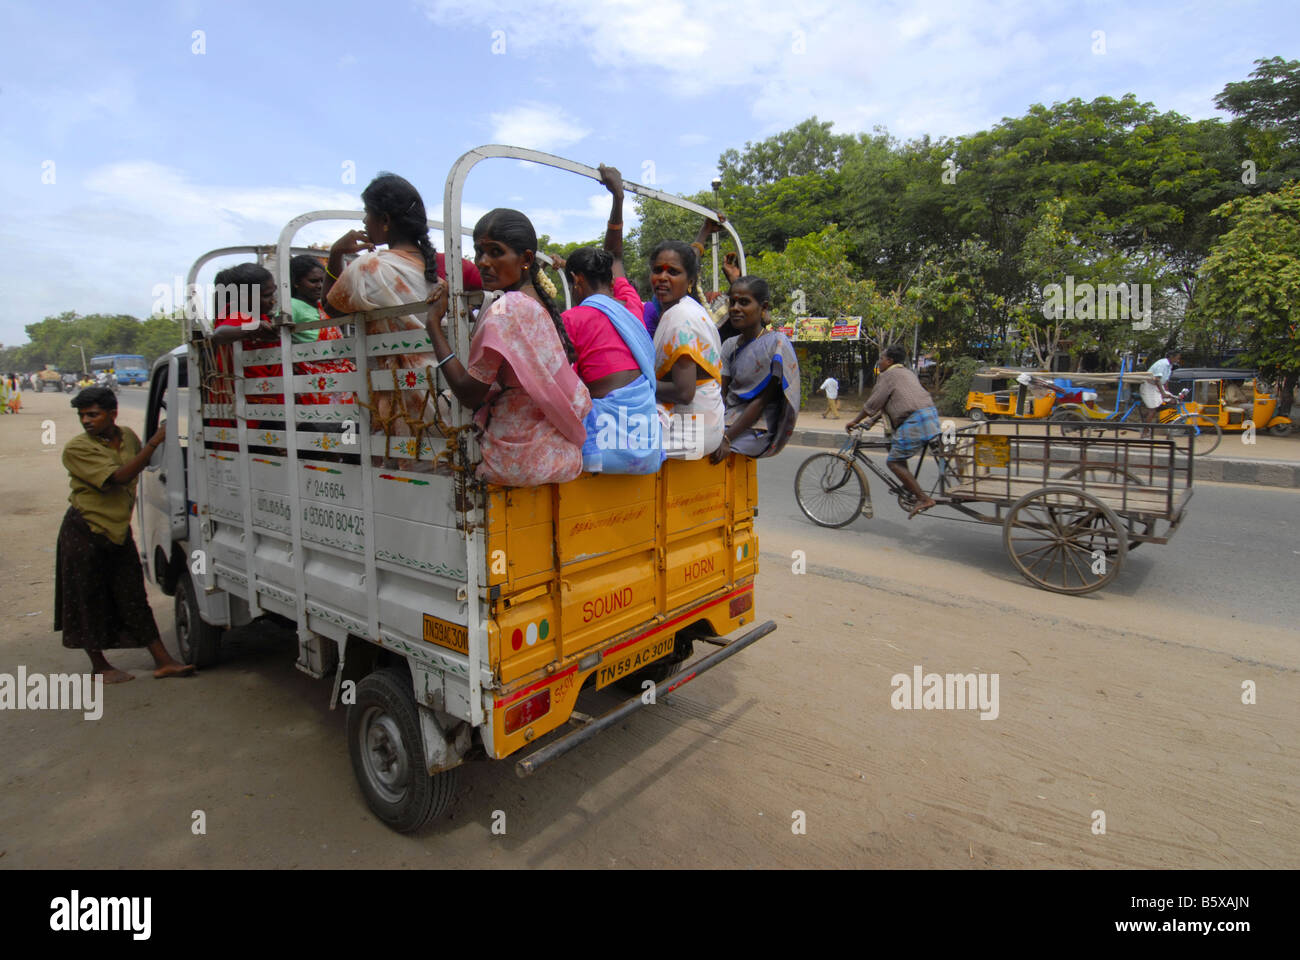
[100, 668, 135, 684]
[908, 498, 937, 519]
[153, 663, 196, 679]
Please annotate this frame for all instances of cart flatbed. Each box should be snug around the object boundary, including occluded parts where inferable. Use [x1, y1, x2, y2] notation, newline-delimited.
[794, 420, 1197, 594]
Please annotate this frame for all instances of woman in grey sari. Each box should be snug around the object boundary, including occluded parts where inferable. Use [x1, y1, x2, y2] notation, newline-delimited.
[710, 276, 801, 463]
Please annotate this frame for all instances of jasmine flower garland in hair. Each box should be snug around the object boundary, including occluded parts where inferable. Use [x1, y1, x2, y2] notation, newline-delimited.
[536, 268, 559, 300]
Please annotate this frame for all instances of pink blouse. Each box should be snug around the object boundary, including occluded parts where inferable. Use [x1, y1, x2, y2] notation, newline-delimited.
[561, 277, 646, 383]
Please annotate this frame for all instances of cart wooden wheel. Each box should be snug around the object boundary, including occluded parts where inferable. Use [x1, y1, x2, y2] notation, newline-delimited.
[1058, 465, 1152, 551]
[1002, 486, 1127, 595]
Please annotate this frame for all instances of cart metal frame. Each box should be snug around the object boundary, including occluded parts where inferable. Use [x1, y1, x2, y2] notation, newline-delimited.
[794, 420, 1195, 594]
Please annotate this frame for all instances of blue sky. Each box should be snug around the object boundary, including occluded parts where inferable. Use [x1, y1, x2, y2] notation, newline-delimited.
[1, 0, 1296, 347]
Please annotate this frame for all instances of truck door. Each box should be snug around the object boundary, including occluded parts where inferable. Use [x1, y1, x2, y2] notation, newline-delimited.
[139, 354, 189, 564]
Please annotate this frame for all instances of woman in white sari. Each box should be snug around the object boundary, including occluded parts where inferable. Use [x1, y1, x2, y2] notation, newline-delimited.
[648, 239, 724, 459]
[323, 172, 481, 466]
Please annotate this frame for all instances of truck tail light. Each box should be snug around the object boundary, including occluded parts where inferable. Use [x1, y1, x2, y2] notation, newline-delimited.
[729, 591, 753, 618]
[504, 689, 551, 734]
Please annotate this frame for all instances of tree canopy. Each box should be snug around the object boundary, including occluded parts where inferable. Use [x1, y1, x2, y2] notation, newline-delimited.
[11, 57, 1298, 393]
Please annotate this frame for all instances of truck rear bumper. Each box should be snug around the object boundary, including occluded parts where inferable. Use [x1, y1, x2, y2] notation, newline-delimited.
[514, 618, 776, 777]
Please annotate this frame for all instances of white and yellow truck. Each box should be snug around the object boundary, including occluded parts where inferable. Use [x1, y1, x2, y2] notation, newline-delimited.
[138, 146, 773, 832]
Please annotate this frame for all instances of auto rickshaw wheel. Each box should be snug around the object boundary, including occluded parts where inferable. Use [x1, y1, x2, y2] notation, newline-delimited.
[1002, 486, 1126, 595]
[1270, 422, 1292, 437]
[1050, 408, 1100, 438]
[967, 408, 986, 422]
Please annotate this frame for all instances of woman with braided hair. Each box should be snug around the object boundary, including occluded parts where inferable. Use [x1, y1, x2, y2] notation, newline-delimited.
[324, 172, 481, 466]
[425, 209, 591, 486]
[557, 244, 663, 474]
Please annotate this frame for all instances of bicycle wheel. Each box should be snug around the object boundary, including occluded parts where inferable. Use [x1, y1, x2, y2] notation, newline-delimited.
[1170, 416, 1222, 456]
[795, 453, 868, 528]
[1051, 408, 1104, 439]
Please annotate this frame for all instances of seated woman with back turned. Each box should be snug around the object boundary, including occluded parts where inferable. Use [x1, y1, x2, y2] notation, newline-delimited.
[322, 172, 481, 465]
[559, 239, 662, 474]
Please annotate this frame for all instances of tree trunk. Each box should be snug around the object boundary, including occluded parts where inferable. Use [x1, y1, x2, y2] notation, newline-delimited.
[1278, 371, 1298, 418]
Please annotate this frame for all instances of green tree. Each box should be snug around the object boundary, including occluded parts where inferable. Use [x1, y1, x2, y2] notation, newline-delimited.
[138, 312, 186, 365]
[908, 239, 1005, 360]
[718, 117, 858, 185]
[1190, 181, 1300, 414]
[1214, 56, 1300, 190]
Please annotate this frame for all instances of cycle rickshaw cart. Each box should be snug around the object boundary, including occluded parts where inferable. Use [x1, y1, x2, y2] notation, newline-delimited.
[795, 420, 1195, 595]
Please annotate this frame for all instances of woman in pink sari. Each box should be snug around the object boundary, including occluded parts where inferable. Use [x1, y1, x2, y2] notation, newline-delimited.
[425, 209, 591, 486]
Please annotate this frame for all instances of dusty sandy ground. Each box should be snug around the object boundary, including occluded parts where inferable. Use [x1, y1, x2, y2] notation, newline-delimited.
[0, 389, 1296, 868]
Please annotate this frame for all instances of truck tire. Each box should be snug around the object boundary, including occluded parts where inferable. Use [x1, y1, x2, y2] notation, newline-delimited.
[174, 574, 223, 668]
[347, 668, 458, 833]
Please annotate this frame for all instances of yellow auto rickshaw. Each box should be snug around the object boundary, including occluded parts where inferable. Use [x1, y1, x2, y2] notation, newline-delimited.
[965, 370, 1056, 421]
[1167, 368, 1292, 437]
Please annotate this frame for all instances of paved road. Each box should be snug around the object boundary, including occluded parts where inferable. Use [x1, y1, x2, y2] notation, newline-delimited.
[8, 397, 1288, 868]
[760, 444, 1300, 631]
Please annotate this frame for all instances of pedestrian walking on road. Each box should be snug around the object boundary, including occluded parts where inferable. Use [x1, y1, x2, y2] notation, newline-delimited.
[55, 387, 195, 683]
[819, 375, 839, 419]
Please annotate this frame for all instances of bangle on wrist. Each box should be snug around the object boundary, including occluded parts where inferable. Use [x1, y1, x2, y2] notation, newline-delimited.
[690, 241, 705, 256]
[325, 266, 339, 280]
[435, 352, 456, 370]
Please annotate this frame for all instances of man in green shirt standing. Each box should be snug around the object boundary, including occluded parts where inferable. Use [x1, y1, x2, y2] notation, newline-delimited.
[56, 387, 195, 683]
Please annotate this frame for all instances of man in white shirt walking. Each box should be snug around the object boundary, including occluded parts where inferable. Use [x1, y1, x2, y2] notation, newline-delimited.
[819, 375, 840, 419]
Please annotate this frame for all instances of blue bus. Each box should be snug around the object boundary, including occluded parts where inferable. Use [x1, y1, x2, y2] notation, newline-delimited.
[91, 354, 149, 385]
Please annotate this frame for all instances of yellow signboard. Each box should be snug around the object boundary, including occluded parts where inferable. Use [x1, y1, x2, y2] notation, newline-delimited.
[973, 435, 1010, 467]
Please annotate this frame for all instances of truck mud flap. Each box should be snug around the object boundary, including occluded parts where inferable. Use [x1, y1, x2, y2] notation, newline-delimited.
[514, 619, 776, 777]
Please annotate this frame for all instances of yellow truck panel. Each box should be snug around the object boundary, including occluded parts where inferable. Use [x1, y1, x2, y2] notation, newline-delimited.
[483, 455, 759, 754]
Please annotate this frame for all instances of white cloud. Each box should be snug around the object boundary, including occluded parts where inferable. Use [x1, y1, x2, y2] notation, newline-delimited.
[0, 161, 370, 338]
[488, 102, 590, 153]
[421, 0, 1244, 143]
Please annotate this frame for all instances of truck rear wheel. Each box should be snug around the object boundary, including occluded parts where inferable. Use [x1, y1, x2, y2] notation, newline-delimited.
[175, 574, 223, 668]
[347, 668, 457, 833]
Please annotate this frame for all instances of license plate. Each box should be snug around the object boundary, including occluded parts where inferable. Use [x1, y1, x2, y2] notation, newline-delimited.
[423, 614, 468, 656]
[595, 634, 676, 689]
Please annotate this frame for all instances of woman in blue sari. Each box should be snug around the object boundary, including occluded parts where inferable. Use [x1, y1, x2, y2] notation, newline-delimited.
[561, 246, 664, 474]
[710, 276, 800, 463]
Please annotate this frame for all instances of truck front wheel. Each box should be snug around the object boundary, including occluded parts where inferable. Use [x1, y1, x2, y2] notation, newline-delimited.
[347, 668, 458, 833]
[175, 574, 223, 668]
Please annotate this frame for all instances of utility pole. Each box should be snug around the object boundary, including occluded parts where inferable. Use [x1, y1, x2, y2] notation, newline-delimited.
[70, 343, 87, 374]
[711, 177, 722, 294]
